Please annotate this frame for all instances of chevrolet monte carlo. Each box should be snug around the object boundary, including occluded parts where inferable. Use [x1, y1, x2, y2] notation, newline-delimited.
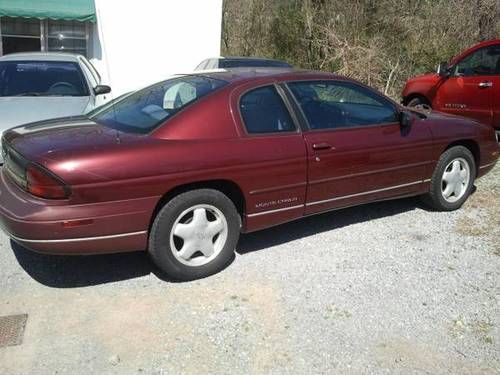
[0, 69, 498, 280]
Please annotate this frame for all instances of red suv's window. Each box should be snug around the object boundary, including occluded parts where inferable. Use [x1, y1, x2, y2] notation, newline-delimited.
[454, 45, 500, 76]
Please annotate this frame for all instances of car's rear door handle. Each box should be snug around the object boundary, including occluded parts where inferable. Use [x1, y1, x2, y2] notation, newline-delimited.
[478, 81, 493, 88]
[312, 142, 334, 151]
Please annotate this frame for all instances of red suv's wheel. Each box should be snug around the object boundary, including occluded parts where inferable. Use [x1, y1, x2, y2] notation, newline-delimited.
[406, 96, 431, 108]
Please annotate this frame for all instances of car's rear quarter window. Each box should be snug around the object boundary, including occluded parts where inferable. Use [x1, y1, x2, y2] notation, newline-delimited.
[239, 85, 296, 134]
[90, 76, 227, 134]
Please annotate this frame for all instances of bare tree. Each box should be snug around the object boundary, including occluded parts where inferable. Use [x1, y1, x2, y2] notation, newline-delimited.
[222, 0, 500, 99]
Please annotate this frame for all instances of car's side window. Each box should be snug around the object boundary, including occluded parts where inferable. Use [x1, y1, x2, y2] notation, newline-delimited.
[239, 85, 296, 134]
[454, 45, 500, 76]
[208, 59, 219, 70]
[287, 81, 398, 130]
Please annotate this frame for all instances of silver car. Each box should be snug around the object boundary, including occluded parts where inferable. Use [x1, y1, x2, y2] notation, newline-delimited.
[0, 52, 111, 162]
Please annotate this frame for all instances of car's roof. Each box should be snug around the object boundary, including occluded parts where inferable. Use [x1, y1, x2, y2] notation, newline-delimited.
[221, 56, 287, 61]
[0, 52, 83, 62]
[187, 67, 343, 84]
[204, 56, 288, 62]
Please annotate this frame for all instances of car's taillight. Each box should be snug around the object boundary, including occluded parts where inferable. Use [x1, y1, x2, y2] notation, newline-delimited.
[26, 164, 70, 199]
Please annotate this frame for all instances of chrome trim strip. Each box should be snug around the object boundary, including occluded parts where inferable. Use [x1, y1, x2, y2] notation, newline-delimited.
[9, 230, 147, 244]
[306, 180, 423, 207]
[479, 162, 496, 170]
[249, 182, 307, 195]
[308, 161, 434, 186]
[247, 204, 304, 218]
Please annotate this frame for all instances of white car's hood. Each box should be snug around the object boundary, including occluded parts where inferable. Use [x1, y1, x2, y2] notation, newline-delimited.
[0, 96, 91, 163]
[0, 96, 91, 132]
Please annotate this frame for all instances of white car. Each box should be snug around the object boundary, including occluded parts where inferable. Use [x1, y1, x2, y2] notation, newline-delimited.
[0, 52, 111, 162]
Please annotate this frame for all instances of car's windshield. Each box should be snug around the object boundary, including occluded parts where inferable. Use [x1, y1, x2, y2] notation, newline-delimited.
[90, 75, 227, 134]
[0, 61, 88, 97]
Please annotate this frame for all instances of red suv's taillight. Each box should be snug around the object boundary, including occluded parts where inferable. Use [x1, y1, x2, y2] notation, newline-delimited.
[26, 164, 70, 199]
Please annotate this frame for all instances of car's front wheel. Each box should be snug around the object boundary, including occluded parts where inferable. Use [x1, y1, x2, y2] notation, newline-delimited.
[422, 146, 476, 211]
[406, 96, 431, 109]
[149, 189, 241, 281]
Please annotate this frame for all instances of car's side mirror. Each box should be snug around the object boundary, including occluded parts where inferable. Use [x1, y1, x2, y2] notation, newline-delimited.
[399, 110, 412, 129]
[94, 85, 111, 96]
[437, 62, 450, 78]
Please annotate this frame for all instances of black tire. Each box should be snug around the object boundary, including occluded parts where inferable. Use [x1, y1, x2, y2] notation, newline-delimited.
[406, 96, 431, 108]
[421, 146, 476, 211]
[149, 189, 241, 281]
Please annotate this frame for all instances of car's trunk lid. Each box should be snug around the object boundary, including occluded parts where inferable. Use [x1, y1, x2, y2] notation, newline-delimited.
[3, 116, 141, 163]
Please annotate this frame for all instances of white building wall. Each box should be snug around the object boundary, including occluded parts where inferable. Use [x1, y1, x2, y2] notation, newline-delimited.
[90, 0, 223, 96]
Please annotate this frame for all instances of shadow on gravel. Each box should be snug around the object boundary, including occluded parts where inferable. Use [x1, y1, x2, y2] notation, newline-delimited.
[11, 241, 154, 288]
[237, 196, 420, 254]
[11, 196, 421, 287]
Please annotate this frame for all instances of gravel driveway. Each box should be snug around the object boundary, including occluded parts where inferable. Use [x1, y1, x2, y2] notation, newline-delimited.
[0, 166, 498, 374]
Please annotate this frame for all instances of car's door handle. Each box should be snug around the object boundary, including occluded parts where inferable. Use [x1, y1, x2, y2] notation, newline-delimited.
[478, 81, 493, 88]
[312, 142, 334, 151]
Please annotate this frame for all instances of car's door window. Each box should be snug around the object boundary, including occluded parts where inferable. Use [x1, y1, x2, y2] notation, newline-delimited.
[287, 81, 397, 130]
[239, 85, 296, 134]
[454, 45, 500, 76]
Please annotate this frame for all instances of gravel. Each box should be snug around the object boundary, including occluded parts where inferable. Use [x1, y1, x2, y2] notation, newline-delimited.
[0, 165, 498, 374]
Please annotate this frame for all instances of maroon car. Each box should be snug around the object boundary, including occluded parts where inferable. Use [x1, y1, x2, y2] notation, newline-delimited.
[0, 69, 498, 280]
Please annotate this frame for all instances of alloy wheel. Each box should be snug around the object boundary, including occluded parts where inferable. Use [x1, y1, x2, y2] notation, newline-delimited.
[441, 157, 470, 203]
[169, 204, 228, 267]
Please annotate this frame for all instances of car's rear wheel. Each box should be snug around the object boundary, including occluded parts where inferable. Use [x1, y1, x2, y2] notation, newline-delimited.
[422, 146, 476, 211]
[149, 189, 241, 281]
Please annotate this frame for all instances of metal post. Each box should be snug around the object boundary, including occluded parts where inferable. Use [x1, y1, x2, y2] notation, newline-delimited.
[85, 21, 91, 57]
[40, 19, 48, 51]
[0, 17, 3, 56]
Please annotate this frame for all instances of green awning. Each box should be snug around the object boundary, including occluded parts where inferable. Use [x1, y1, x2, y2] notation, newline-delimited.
[0, 0, 96, 23]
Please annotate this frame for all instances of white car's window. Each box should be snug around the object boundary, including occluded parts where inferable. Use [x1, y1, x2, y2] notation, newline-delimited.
[0, 61, 89, 97]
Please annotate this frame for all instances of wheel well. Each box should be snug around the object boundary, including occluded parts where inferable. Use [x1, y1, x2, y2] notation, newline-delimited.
[404, 93, 431, 107]
[150, 179, 246, 228]
[445, 140, 480, 173]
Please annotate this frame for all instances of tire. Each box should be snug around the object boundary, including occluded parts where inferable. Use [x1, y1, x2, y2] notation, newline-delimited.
[406, 96, 431, 109]
[421, 146, 476, 211]
[149, 189, 241, 281]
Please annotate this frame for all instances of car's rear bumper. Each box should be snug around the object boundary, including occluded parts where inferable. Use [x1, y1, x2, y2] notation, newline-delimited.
[0, 170, 158, 255]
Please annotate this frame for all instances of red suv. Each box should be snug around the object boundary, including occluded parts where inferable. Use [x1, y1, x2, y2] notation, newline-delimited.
[402, 39, 500, 140]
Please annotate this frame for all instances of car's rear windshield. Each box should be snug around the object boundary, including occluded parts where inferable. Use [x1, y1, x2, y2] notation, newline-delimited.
[0, 60, 88, 97]
[90, 75, 228, 134]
